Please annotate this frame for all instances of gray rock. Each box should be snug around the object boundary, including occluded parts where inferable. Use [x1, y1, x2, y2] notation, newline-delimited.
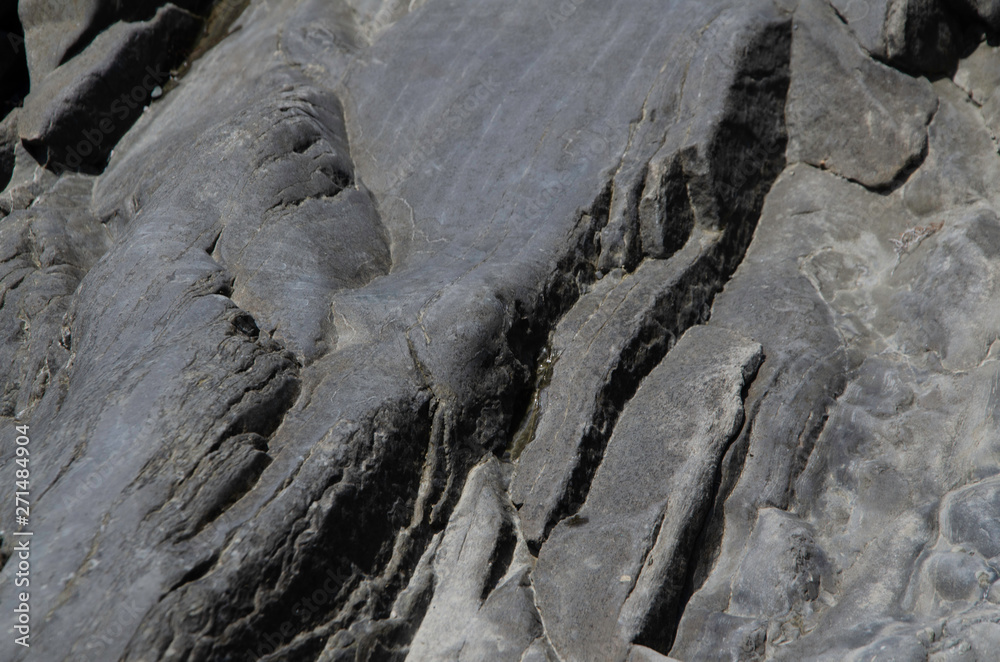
[729, 509, 830, 619]
[7, 0, 1000, 660]
[0, 142, 59, 216]
[16, 0, 211, 83]
[787, 0, 937, 189]
[0, 112, 16, 191]
[902, 79, 1000, 216]
[405, 458, 540, 662]
[18, 3, 201, 173]
[510, 236, 741, 548]
[829, 0, 962, 73]
[0, 0, 794, 658]
[953, 40, 1000, 107]
[941, 477, 1000, 559]
[953, 40, 1000, 145]
[532, 325, 762, 662]
[628, 645, 684, 662]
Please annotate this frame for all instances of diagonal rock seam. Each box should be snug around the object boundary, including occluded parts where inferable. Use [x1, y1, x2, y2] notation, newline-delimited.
[513, 14, 792, 553]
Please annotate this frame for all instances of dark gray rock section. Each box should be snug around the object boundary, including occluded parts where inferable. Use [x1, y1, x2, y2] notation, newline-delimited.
[19, 3, 201, 173]
[17, 0, 212, 82]
[0, 0, 795, 659]
[829, 0, 962, 73]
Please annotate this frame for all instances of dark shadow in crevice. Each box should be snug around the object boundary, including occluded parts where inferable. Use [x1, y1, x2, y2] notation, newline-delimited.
[0, 2, 29, 190]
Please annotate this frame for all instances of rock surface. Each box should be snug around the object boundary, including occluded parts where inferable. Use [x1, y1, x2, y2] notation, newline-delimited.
[4, 0, 1000, 661]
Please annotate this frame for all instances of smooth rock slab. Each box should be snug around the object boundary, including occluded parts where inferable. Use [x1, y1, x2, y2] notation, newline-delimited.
[941, 476, 1000, 559]
[533, 325, 762, 662]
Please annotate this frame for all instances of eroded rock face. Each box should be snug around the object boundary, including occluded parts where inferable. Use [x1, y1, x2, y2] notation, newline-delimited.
[4, 0, 1000, 660]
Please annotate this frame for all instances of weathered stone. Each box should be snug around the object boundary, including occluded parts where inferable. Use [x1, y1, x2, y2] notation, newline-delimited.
[405, 458, 540, 662]
[829, 0, 963, 73]
[953, 40, 1000, 145]
[6, 0, 1000, 660]
[17, 0, 211, 83]
[19, 3, 202, 173]
[788, 0, 937, 189]
[902, 79, 1000, 217]
[510, 235, 732, 547]
[941, 477, 1000, 559]
[628, 645, 684, 662]
[532, 325, 762, 662]
[728, 509, 830, 619]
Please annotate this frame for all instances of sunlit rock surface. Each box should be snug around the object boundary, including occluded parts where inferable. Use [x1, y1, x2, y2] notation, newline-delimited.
[3, 0, 1000, 660]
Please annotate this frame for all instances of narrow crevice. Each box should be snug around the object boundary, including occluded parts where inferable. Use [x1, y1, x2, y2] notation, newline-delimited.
[526, 10, 792, 551]
[481, 519, 517, 601]
[638, 155, 695, 260]
[323, 175, 619, 658]
[174, 435, 274, 543]
[504, 343, 556, 462]
[829, 3, 850, 26]
[216, 363, 300, 444]
[495, 180, 614, 458]
[542, 317, 692, 544]
[858, 2, 976, 78]
[134, 329, 300, 540]
[167, 551, 220, 593]
[786, 374, 847, 506]
[166, 0, 253, 93]
[537, 188, 780, 543]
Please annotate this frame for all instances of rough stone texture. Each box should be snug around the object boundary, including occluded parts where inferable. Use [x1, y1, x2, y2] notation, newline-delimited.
[404, 458, 539, 662]
[828, 0, 964, 73]
[532, 326, 762, 662]
[17, 0, 212, 83]
[0, 114, 17, 191]
[787, 0, 938, 189]
[5, 0, 1000, 660]
[19, 3, 202, 173]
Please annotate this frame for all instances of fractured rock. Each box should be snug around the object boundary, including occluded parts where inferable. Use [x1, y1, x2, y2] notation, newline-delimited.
[532, 326, 762, 662]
